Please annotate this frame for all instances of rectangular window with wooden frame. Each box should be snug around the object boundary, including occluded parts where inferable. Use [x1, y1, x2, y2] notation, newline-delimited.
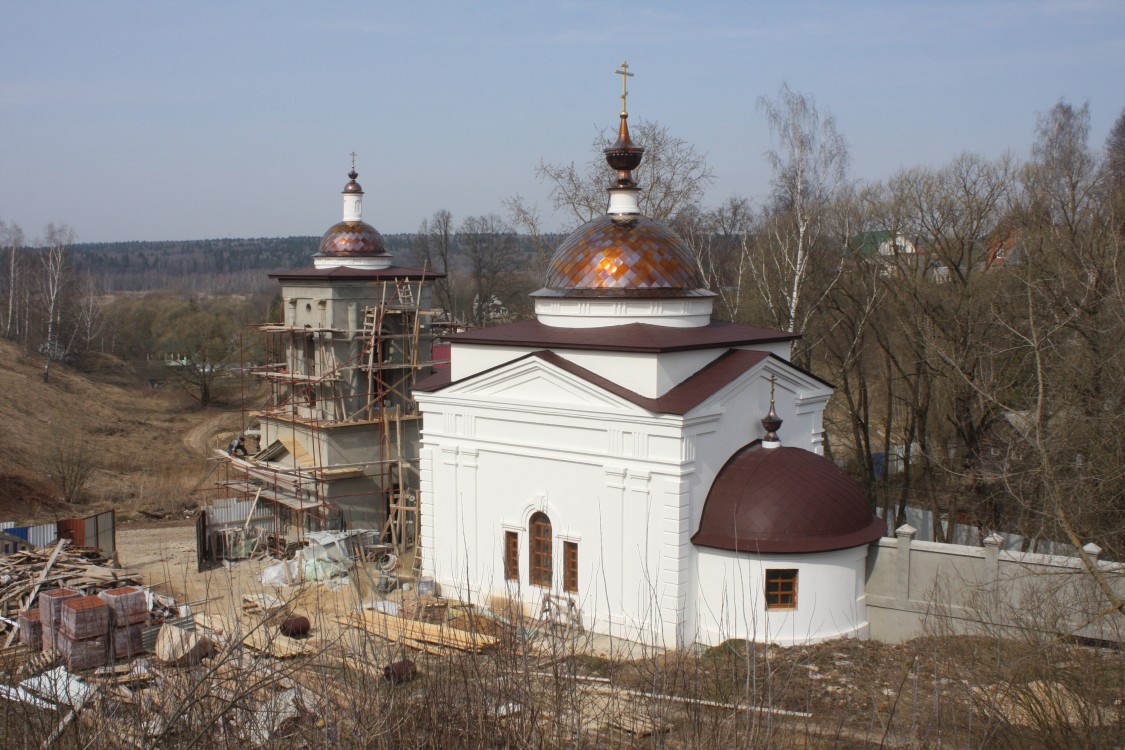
[563, 541, 578, 593]
[503, 531, 519, 581]
[765, 569, 798, 610]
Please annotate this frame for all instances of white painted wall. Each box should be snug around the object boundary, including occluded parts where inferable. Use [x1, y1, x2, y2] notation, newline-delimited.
[451, 344, 536, 381]
[417, 381, 689, 644]
[533, 296, 715, 328]
[418, 352, 837, 647]
[693, 545, 871, 646]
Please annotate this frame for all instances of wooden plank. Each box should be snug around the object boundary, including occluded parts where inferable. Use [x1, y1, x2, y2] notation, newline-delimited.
[346, 609, 498, 652]
[332, 614, 450, 656]
[6, 540, 66, 647]
[22, 540, 67, 609]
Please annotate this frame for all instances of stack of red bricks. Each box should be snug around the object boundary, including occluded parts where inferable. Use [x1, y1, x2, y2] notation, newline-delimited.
[16, 608, 42, 647]
[100, 586, 147, 660]
[38, 587, 81, 653]
[59, 595, 112, 670]
[33, 585, 148, 670]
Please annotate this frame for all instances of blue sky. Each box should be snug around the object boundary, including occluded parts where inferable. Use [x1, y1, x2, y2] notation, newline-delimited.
[2, 1, 1123, 243]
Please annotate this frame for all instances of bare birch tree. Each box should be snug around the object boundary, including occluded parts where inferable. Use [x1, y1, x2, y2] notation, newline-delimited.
[72, 273, 105, 354]
[411, 209, 460, 322]
[754, 84, 851, 363]
[504, 193, 553, 282]
[537, 118, 714, 225]
[671, 196, 755, 322]
[38, 222, 76, 382]
[1, 220, 25, 341]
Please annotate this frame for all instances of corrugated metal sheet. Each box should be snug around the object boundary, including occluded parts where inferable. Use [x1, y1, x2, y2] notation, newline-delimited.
[27, 523, 57, 548]
[204, 497, 274, 527]
[93, 511, 115, 554]
[57, 518, 84, 547]
[3, 523, 56, 547]
[0, 521, 14, 530]
[141, 615, 195, 653]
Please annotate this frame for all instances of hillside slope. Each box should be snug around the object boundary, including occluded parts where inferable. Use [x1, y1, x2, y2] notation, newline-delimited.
[0, 341, 236, 523]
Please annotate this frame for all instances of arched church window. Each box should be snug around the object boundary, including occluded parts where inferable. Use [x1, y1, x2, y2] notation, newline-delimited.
[529, 512, 552, 587]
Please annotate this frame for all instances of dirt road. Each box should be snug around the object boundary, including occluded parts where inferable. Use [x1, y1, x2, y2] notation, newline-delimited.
[181, 410, 243, 459]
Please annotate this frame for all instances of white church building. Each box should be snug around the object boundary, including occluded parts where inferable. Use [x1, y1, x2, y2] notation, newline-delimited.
[414, 83, 885, 648]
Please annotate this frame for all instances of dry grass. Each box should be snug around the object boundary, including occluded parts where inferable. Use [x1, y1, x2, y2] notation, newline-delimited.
[0, 339, 236, 522]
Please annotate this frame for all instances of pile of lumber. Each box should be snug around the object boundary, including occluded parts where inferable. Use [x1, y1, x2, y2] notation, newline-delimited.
[0, 541, 143, 642]
[335, 609, 499, 654]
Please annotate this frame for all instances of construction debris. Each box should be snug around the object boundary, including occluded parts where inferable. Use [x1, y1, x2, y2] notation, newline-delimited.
[241, 593, 286, 618]
[154, 622, 211, 667]
[0, 540, 143, 644]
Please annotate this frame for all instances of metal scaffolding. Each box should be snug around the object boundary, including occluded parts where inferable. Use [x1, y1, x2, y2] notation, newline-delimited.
[198, 276, 451, 561]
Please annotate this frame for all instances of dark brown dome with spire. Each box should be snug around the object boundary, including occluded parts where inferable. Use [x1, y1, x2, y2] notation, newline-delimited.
[693, 443, 886, 554]
[343, 168, 363, 194]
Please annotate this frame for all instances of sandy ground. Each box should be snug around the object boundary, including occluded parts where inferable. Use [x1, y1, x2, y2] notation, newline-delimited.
[114, 521, 392, 646]
[113, 521, 648, 660]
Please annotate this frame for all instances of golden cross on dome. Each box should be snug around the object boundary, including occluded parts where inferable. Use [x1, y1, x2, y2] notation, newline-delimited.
[615, 60, 634, 115]
[349, 151, 358, 170]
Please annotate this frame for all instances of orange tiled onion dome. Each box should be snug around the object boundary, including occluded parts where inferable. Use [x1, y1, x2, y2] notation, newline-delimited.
[542, 104, 705, 298]
[318, 169, 388, 257]
[543, 214, 702, 296]
[319, 220, 386, 257]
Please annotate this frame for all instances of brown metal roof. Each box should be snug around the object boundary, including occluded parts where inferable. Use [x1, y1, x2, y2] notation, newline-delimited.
[269, 265, 444, 281]
[412, 349, 772, 416]
[693, 443, 886, 554]
[444, 319, 797, 353]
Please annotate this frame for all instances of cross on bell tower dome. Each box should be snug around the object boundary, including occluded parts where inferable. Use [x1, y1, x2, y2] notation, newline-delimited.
[314, 155, 393, 270]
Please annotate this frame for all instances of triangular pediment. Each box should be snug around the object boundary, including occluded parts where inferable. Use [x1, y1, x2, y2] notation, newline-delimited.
[440, 354, 647, 412]
[688, 355, 831, 417]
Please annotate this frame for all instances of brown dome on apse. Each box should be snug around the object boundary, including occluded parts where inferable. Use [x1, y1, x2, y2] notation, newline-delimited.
[692, 443, 887, 554]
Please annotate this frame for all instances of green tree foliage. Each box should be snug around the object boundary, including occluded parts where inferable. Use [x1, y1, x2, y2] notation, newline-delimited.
[156, 301, 239, 406]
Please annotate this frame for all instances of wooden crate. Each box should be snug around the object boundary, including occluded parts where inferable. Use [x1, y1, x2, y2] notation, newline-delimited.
[99, 586, 148, 626]
[38, 587, 81, 629]
[60, 596, 111, 641]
